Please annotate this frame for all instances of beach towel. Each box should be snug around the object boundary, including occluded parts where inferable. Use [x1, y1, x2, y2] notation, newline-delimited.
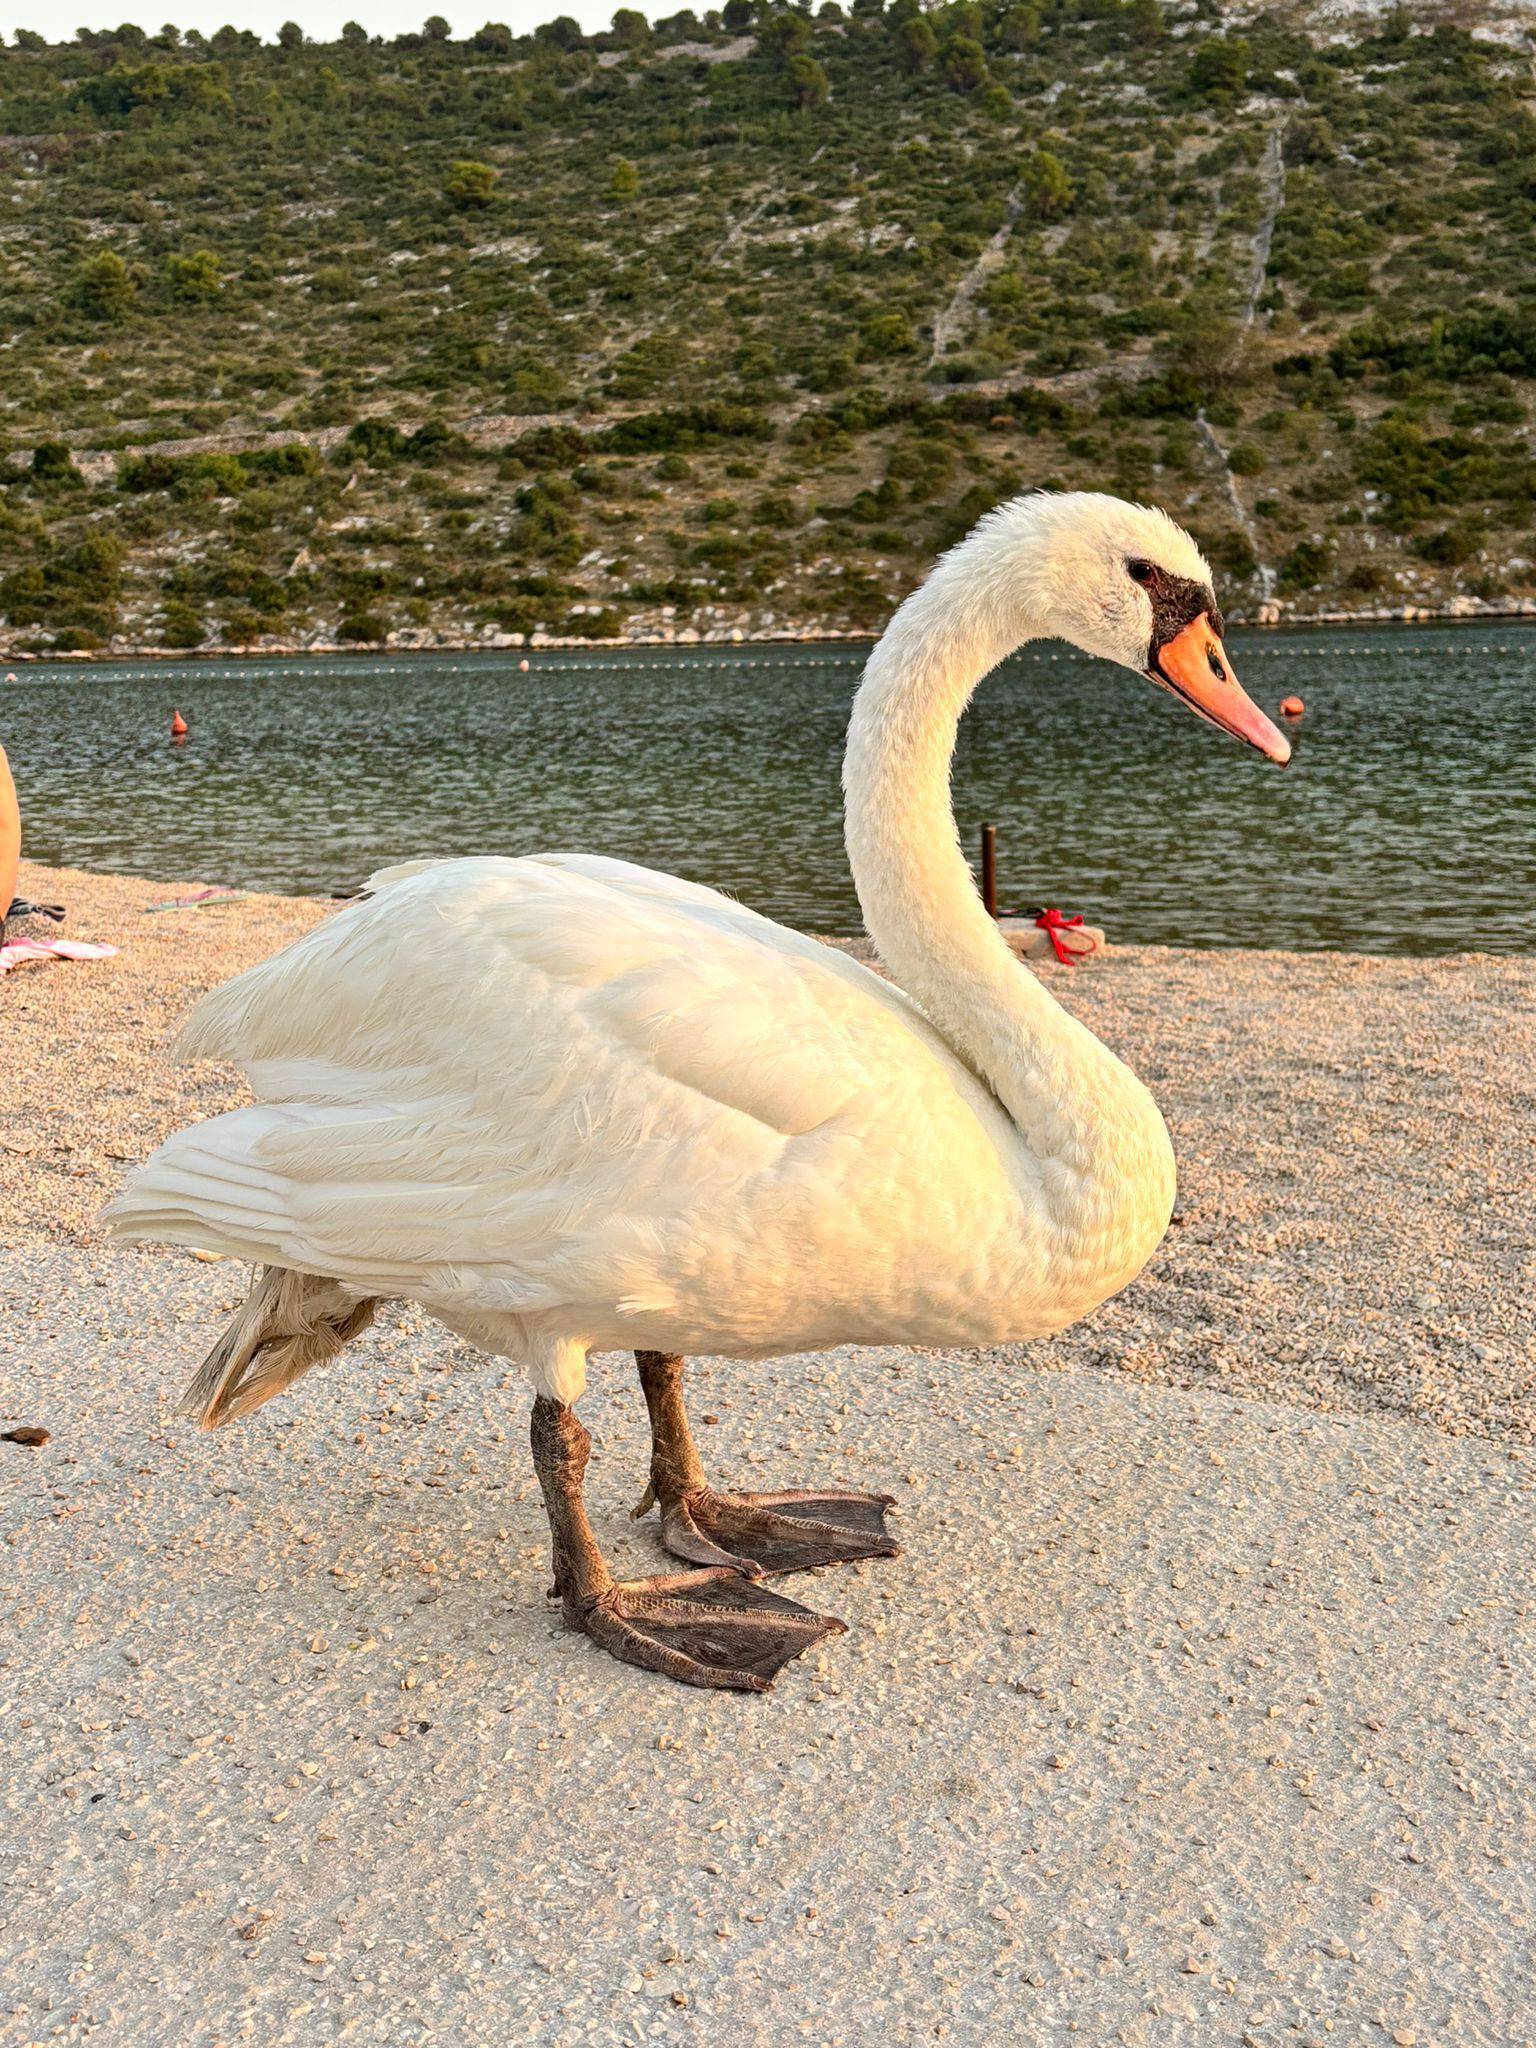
[1, 936, 118, 975]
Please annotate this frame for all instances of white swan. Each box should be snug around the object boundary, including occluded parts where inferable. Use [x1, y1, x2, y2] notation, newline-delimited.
[110, 491, 1289, 1692]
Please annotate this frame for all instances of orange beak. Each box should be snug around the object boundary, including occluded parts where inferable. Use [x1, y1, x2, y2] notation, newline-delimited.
[1146, 614, 1291, 765]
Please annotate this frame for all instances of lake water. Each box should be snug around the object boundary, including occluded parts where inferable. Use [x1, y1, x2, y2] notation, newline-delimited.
[6, 623, 1534, 952]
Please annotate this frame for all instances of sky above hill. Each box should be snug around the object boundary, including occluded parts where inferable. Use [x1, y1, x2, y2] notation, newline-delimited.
[1, 0, 617, 40]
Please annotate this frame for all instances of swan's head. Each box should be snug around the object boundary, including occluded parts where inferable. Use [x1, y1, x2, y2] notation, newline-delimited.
[982, 491, 1291, 765]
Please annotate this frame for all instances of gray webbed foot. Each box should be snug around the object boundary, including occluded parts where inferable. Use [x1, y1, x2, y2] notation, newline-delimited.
[660, 1485, 901, 1578]
[575, 1567, 845, 1692]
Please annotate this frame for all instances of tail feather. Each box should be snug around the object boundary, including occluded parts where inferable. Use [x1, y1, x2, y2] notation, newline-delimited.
[183, 1266, 377, 1429]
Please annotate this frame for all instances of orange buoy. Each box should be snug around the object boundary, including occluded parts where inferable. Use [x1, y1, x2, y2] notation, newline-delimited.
[170, 710, 188, 739]
[518, 659, 530, 673]
[1279, 695, 1305, 719]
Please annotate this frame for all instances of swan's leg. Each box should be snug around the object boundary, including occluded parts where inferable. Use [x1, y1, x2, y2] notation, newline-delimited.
[632, 1351, 901, 1578]
[529, 1394, 844, 1693]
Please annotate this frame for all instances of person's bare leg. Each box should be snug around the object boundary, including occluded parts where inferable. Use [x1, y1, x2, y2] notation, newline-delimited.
[630, 1351, 900, 1578]
[529, 1394, 843, 1692]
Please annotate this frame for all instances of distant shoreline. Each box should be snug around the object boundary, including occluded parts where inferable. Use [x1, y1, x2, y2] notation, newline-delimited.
[5, 599, 1536, 664]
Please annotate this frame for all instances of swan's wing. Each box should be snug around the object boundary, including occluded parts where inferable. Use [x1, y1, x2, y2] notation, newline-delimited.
[178, 851, 953, 1119]
[112, 855, 995, 1312]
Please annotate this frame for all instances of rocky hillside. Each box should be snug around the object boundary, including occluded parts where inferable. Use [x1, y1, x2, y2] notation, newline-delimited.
[1, 0, 1534, 652]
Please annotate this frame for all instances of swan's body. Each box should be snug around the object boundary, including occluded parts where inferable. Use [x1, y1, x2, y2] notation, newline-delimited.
[110, 491, 1289, 1691]
[139, 848, 1169, 1399]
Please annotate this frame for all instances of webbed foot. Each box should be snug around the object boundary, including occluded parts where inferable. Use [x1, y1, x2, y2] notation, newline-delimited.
[659, 1485, 900, 1578]
[574, 1566, 844, 1692]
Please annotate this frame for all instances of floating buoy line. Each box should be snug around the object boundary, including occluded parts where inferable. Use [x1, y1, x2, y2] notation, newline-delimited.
[4, 637, 1530, 688]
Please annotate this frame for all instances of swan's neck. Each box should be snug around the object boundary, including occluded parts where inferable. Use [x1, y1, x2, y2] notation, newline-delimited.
[844, 536, 1172, 1246]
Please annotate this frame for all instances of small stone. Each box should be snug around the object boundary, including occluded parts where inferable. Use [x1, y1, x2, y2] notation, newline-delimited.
[2, 1425, 50, 1447]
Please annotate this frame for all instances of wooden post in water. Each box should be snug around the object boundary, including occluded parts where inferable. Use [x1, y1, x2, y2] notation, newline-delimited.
[980, 822, 997, 920]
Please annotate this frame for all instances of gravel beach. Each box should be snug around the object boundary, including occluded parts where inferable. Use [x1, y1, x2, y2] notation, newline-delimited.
[3, 860, 1534, 2046]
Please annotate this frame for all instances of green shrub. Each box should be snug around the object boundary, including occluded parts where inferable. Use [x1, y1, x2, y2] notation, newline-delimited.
[338, 610, 388, 641]
[787, 54, 829, 107]
[1277, 538, 1331, 591]
[1416, 525, 1475, 566]
[445, 160, 499, 209]
[1187, 37, 1248, 104]
[31, 443, 81, 487]
[160, 600, 205, 647]
[120, 451, 247, 496]
[70, 251, 136, 323]
[600, 406, 773, 453]
[0, 565, 46, 624]
[896, 15, 936, 68]
[243, 445, 324, 482]
[999, 5, 1039, 51]
[513, 477, 582, 563]
[1021, 149, 1074, 221]
[942, 35, 987, 92]
[164, 249, 222, 303]
[860, 311, 916, 360]
[344, 419, 408, 464]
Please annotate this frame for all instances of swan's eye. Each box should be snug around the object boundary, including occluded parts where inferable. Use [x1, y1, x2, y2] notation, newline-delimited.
[1127, 559, 1155, 586]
